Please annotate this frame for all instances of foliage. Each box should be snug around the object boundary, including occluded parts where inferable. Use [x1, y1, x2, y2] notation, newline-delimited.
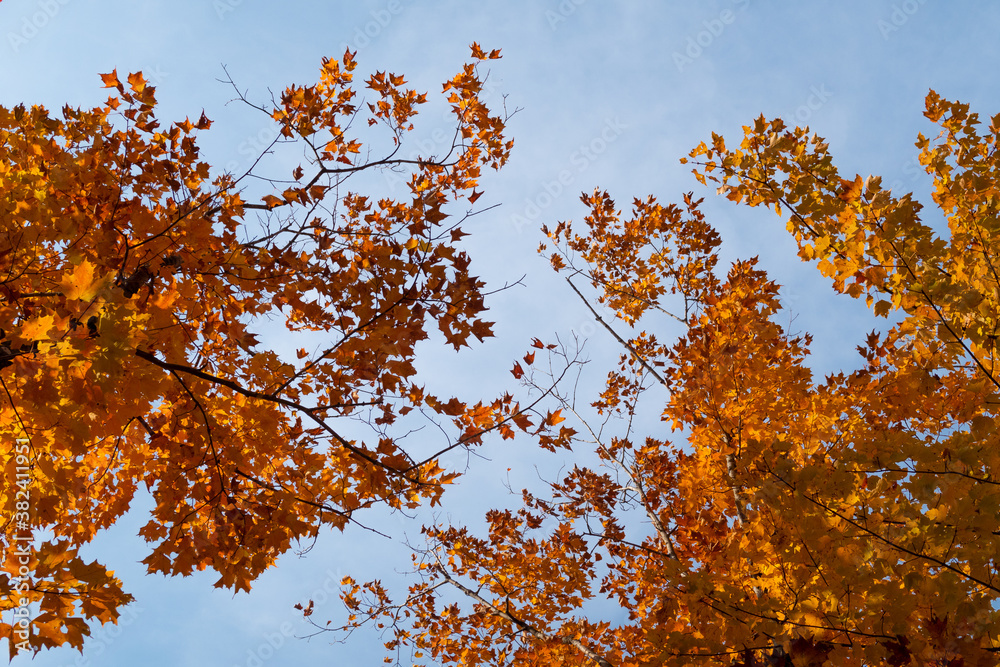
[0, 45, 522, 656]
[335, 91, 1000, 666]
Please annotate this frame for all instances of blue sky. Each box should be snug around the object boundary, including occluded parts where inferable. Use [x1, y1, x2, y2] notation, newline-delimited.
[3, 1, 999, 665]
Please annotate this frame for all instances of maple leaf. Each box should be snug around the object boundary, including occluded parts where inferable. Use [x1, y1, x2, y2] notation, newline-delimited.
[60, 259, 107, 301]
[126, 71, 146, 93]
[17, 314, 56, 341]
[99, 69, 119, 88]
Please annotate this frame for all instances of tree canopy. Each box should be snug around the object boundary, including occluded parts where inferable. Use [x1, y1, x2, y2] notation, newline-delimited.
[332, 92, 1000, 666]
[0, 45, 531, 656]
[4, 44, 1000, 667]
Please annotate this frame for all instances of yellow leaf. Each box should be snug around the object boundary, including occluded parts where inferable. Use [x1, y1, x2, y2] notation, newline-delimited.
[19, 315, 56, 341]
[60, 260, 107, 301]
[127, 71, 146, 93]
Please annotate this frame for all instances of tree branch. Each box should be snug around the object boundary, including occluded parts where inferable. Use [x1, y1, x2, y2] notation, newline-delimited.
[566, 276, 668, 388]
[134, 347, 428, 487]
[434, 567, 615, 667]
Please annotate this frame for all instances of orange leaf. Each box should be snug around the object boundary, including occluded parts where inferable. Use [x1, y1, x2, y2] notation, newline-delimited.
[60, 259, 106, 301]
[545, 409, 565, 426]
[127, 71, 146, 93]
[99, 70, 119, 88]
[19, 315, 55, 341]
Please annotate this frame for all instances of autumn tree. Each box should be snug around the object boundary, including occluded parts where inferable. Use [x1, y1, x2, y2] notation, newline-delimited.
[334, 91, 1000, 666]
[0, 45, 531, 656]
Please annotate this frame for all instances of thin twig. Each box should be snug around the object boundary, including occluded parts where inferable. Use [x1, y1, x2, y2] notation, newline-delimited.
[565, 277, 668, 388]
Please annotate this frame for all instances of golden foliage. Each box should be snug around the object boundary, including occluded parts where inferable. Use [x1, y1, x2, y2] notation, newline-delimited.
[0, 45, 522, 656]
[337, 91, 1000, 666]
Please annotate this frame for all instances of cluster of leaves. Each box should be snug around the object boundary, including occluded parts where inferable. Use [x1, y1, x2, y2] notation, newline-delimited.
[0, 45, 533, 656]
[333, 92, 1000, 666]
